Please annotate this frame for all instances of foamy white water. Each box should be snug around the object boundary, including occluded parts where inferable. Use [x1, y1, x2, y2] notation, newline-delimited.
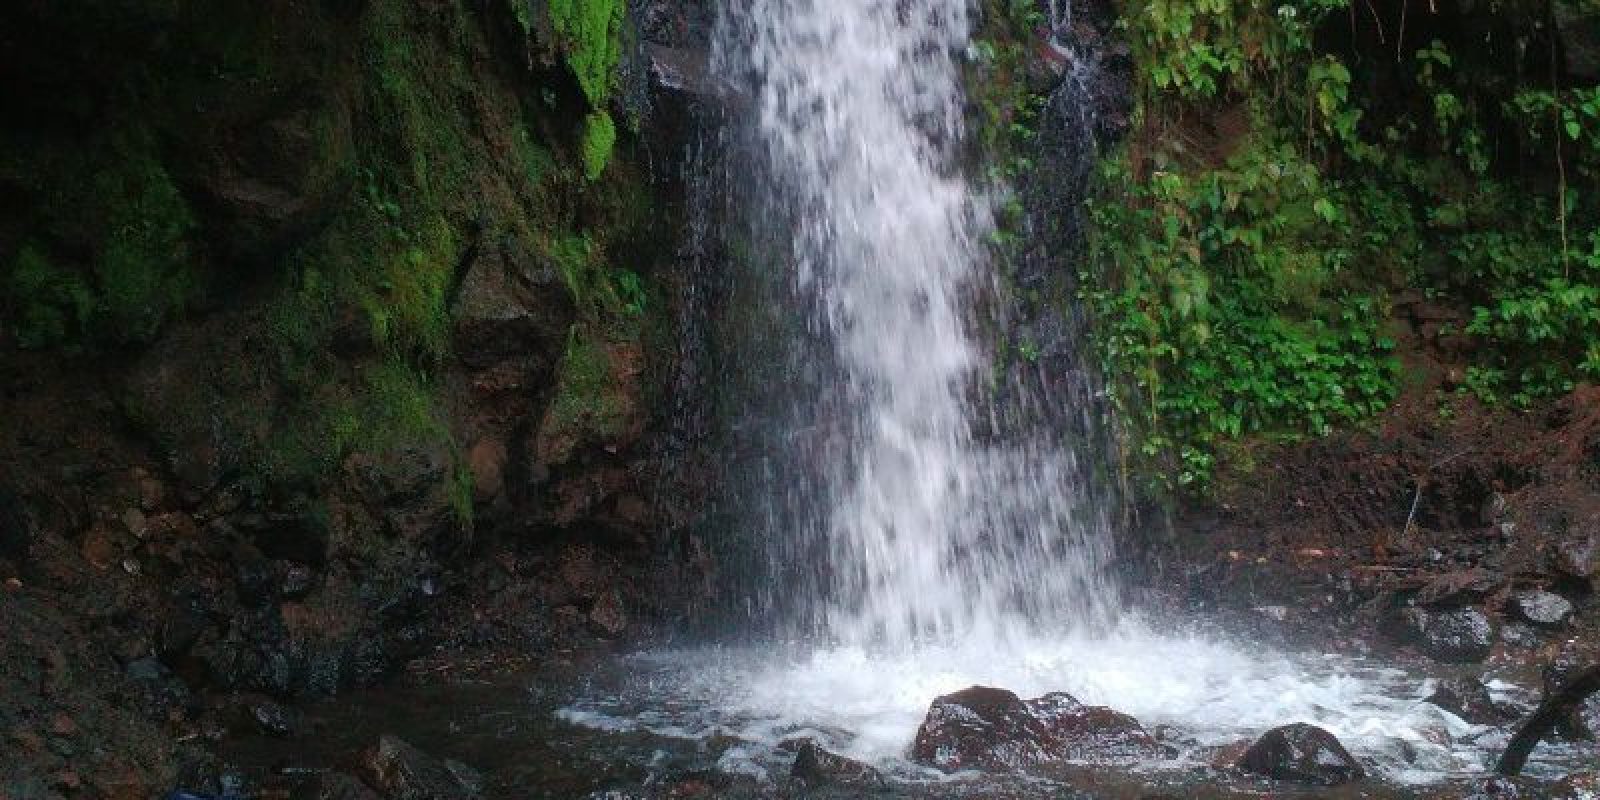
[557, 621, 1575, 785]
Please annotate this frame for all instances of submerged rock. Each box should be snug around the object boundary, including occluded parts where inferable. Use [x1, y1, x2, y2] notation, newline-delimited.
[1509, 590, 1574, 630]
[359, 735, 479, 800]
[1236, 723, 1365, 786]
[787, 738, 886, 789]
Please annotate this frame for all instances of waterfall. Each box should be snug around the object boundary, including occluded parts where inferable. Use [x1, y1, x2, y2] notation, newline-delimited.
[712, 0, 1117, 647]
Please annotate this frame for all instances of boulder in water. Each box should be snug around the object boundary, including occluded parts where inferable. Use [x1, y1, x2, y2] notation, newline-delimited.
[787, 738, 886, 789]
[910, 686, 1161, 772]
[359, 734, 479, 800]
[1426, 677, 1506, 725]
[1028, 692, 1165, 761]
[1236, 723, 1365, 786]
[911, 686, 1054, 771]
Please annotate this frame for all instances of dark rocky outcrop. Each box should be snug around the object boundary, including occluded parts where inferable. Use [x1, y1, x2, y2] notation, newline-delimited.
[1236, 723, 1365, 786]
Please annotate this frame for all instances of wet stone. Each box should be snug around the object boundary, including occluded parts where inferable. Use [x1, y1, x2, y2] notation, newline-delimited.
[250, 699, 296, 737]
[787, 738, 886, 789]
[1554, 533, 1597, 581]
[1028, 692, 1164, 762]
[1425, 677, 1505, 725]
[910, 686, 1161, 772]
[1510, 590, 1574, 630]
[911, 686, 1053, 771]
[359, 734, 480, 800]
[1400, 607, 1497, 663]
[1236, 723, 1365, 786]
[291, 772, 381, 800]
[1553, 771, 1599, 798]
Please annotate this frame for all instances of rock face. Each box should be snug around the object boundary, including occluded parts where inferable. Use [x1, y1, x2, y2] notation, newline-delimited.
[910, 686, 1160, 772]
[1398, 607, 1497, 663]
[1510, 590, 1574, 630]
[1236, 723, 1365, 786]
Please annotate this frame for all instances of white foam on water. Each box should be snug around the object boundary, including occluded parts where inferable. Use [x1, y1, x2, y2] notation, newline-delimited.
[556, 619, 1573, 786]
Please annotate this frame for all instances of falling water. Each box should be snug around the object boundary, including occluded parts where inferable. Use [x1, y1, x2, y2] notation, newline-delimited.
[715, 0, 1115, 648]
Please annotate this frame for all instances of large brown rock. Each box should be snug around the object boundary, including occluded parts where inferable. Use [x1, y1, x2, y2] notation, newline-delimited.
[1236, 723, 1365, 786]
[910, 686, 1160, 772]
[911, 686, 1055, 771]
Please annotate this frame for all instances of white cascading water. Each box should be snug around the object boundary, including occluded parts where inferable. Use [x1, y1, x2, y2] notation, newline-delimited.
[559, 0, 1584, 786]
[721, 0, 1114, 648]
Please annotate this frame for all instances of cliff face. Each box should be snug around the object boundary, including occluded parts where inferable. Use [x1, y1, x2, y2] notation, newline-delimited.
[0, 0, 718, 792]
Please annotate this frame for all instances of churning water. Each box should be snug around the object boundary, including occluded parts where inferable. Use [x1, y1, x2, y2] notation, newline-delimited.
[561, 0, 1580, 788]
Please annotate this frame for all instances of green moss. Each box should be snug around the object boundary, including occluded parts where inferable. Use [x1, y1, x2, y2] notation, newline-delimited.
[514, 122, 556, 187]
[580, 109, 616, 182]
[448, 461, 475, 527]
[547, 0, 624, 107]
[550, 325, 628, 437]
[359, 214, 459, 361]
[510, 0, 535, 35]
[3, 245, 94, 349]
[1, 134, 197, 349]
[94, 147, 198, 342]
[354, 362, 448, 451]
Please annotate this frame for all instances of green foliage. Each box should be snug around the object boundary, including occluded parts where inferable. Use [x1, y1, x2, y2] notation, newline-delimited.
[1086, 144, 1400, 487]
[548, 231, 645, 318]
[1082, 0, 1600, 490]
[547, 0, 624, 107]
[581, 109, 616, 181]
